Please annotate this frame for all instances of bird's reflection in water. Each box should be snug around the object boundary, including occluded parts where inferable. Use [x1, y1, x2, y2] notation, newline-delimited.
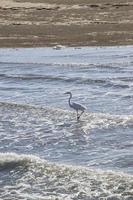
[56, 117, 90, 148]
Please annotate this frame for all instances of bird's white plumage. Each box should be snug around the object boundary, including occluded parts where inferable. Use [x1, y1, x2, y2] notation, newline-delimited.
[71, 102, 86, 111]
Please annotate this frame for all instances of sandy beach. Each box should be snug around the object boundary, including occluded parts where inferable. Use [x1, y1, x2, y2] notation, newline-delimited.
[0, 0, 133, 47]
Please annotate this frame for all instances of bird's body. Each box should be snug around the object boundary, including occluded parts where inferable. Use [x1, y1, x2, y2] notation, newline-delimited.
[64, 92, 86, 120]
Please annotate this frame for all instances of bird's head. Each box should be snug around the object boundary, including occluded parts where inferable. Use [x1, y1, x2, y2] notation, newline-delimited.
[64, 91, 72, 98]
[64, 91, 72, 95]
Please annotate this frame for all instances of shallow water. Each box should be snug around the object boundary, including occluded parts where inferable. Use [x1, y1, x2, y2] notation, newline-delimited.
[0, 46, 133, 199]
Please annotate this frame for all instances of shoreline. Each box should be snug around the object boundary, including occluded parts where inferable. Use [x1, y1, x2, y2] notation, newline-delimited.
[0, 44, 133, 49]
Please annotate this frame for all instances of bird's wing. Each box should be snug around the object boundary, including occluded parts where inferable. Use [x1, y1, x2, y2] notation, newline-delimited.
[72, 102, 86, 111]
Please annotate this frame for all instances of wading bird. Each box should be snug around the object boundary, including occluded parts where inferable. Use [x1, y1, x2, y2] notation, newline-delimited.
[64, 92, 86, 120]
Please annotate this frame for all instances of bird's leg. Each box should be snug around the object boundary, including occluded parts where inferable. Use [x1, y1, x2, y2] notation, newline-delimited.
[78, 110, 84, 120]
[76, 110, 79, 120]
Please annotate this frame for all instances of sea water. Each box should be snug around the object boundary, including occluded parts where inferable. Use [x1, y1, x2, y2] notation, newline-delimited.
[0, 46, 133, 199]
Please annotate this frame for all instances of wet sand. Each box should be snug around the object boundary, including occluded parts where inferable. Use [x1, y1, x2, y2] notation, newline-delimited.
[0, 0, 133, 47]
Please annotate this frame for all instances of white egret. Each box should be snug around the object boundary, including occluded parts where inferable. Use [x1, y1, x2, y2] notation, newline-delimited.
[64, 92, 86, 120]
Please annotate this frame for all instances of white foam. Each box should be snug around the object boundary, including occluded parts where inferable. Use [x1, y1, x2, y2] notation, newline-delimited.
[0, 153, 133, 199]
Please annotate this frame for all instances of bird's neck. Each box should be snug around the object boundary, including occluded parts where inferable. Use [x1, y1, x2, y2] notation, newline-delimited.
[68, 94, 72, 107]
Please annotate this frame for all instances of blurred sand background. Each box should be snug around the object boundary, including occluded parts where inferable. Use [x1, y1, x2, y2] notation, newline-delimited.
[0, 0, 133, 47]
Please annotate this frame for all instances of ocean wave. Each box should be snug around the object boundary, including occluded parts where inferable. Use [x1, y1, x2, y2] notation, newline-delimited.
[0, 153, 33, 170]
[0, 101, 133, 130]
[0, 153, 133, 200]
[0, 61, 124, 69]
[0, 102, 133, 175]
[0, 73, 130, 89]
[0, 73, 69, 81]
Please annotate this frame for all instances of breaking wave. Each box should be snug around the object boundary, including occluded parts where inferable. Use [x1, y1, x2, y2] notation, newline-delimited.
[0, 153, 133, 200]
[0, 101, 133, 130]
